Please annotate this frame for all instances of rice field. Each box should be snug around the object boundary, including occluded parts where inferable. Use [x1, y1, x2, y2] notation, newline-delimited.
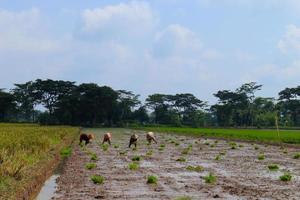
[0, 123, 78, 200]
[135, 127, 300, 144]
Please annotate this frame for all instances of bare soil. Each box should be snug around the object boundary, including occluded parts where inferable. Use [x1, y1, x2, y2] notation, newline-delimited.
[52, 129, 300, 200]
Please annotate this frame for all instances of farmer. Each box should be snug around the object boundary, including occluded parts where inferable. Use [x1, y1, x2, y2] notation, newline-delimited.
[129, 134, 139, 148]
[79, 133, 95, 145]
[146, 132, 157, 144]
[102, 132, 112, 145]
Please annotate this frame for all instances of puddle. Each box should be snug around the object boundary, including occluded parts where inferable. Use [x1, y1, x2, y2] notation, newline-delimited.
[35, 175, 59, 200]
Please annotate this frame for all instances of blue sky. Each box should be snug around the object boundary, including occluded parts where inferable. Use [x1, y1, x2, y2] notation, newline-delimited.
[0, 0, 300, 104]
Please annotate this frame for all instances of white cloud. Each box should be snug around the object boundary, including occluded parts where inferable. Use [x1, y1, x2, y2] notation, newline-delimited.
[79, 1, 157, 40]
[0, 8, 61, 53]
[152, 24, 202, 58]
[278, 24, 300, 54]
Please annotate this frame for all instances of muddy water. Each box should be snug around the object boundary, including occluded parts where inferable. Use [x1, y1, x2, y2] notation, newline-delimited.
[52, 128, 300, 199]
[35, 175, 59, 200]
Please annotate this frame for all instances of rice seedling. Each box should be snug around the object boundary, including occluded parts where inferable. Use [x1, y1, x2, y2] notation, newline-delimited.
[90, 153, 98, 161]
[293, 153, 300, 159]
[128, 162, 139, 170]
[181, 148, 190, 155]
[146, 150, 153, 156]
[147, 175, 158, 184]
[160, 144, 166, 148]
[60, 147, 72, 158]
[279, 173, 292, 182]
[203, 172, 217, 184]
[268, 164, 279, 171]
[119, 151, 127, 156]
[101, 144, 109, 151]
[176, 157, 186, 162]
[174, 197, 192, 200]
[258, 154, 265, 160]
[132, 155, 141, 161]
[215, 155, 221, 161]
[113, 144, 119, 149]
[186, 165, 204, 172]
[254, 145, 259, 150]
[91, 175, 104, 184]
[85, 163, 97, 170]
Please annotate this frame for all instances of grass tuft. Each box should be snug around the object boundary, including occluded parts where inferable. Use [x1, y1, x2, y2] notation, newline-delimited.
[203, 172, 217, 184]
[60, 147, 72, 158]
[176, 157, 186, 162]
[293, 153, 300, 159]
[279, 173, 292, 182]
[90, 175, 104, 184]
[147, 175, 158, 184]
[186, 165, 204, 172]
[258, 153, 265, 160]
[268, 164, 279, 171]
[85, 163, 97, 170]
[132, 155, 141, 161]
[128, 162, 139, 170]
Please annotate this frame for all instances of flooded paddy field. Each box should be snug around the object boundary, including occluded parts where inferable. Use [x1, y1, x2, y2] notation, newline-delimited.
[50, 128, 300, 200]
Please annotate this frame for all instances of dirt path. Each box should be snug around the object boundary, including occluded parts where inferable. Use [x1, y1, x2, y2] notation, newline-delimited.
[53, 128, 300, 200]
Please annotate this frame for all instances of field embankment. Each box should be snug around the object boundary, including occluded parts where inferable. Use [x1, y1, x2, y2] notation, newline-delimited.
[0, 123, 78, 200]
[134, 127, 300, 144]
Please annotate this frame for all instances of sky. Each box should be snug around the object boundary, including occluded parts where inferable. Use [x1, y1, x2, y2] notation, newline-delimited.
[0, 0, 300, 104]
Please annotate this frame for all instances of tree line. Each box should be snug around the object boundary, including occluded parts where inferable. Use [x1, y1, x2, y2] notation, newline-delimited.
[0, 79, 299, 127]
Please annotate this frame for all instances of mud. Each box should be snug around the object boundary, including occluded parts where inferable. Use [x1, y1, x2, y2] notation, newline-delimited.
[52, 129, 300, 200]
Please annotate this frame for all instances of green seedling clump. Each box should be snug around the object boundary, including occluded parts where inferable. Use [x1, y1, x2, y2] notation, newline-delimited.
[203, 172, 217, 184]
[181, 148, 190, 155]
[85, 163, 97, 170]
[174, 197, 192, 200]
[279, 173, 292, 182]
[204, 142, 210, 146]
[215, 155, 221, 161]
[146, 150, 153, 156]
[258, 154, 265, 160]
[160, 144, 166, 148]
[113, 144, 119, 149]
[268, 164, 279, 171]
[60, 147, 72, 158]
[119, 151, 127, 156]
[293, 153, 300, 159]
[176, 157, 186, 162]
[254, 145, 259, 150]
[132, 155, 141, 161]
[90, 153, 97, 161]
[158, 147, 164, 151]
[128, 162, 139, 170]
[147, 175, 158, 184]
[91, 175, 104, 184]
[186, 165, 204, 172]
[101, 144, 109, 151]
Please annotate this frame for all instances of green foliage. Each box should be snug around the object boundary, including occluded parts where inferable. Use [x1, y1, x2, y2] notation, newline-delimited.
[90, 153, 98, 161]
[268, 164, 279, 171]
[146, 150, 153, 156]
[258, 154, 265, 160]
[186, 165, 204, 172]
[119, 151, 127, 156]
[101, 144, 109, 151]
[176, 157, 186, 162]
[137, 127, 300, 144]
[85, 163, 97, 170]
[181, 148, 190, 155]
[293, 153, 300, 159]
[60, 147, 72, 158]
[203, 172, 217, 184]
[174, 197, 192, 200]
[128, 162, 139, 170]
[132, 155, 141, 161]
[113, 144, 119, 148]
[91, 175, 104, 184]
[147, 175, 158, 184]
[279, 173, 292, 182]
[215, 155, 221, 160]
